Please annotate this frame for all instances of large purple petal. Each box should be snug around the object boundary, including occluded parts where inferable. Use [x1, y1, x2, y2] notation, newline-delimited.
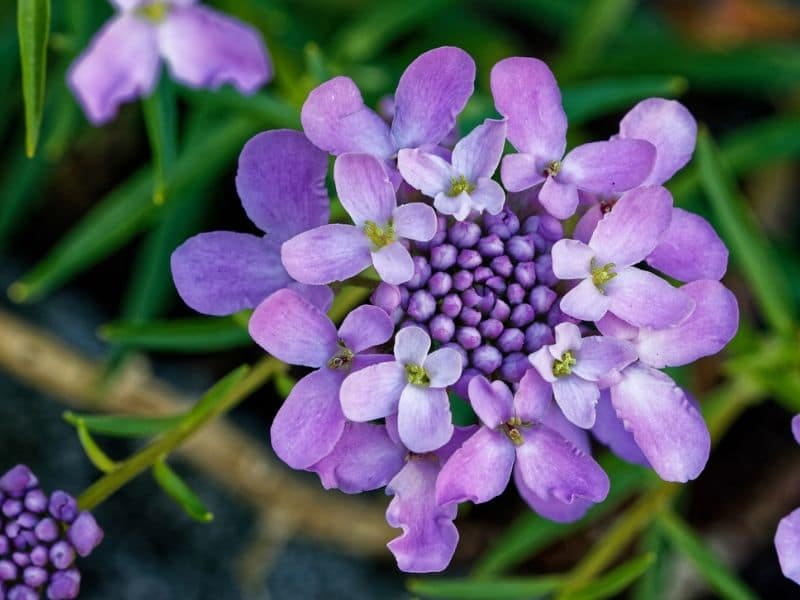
[618, 98, 696, 186]
[248, 288, 338, 367]
[270, 368, 346, 469]
[391, 47, 475, 149]
[467, 376, 513, 428]
[552, 376, 599, 429]
[514, 369, 552, 423]
[500, 153, 545, 192]
[396, 149, 454, 197]
[589, 186, 673, 268]
[559, 279, 611, 323]
[424, 348, 463, 388]
[398, 386, 454, 453]
[469, 179, 506, 216]
[436, 428, 515, 505]
[560, 140, 656, 196]
[573, 336, 637, 382]
[776, 507, 800, 585]
[309, 423, 405, 493]
[337, 305, 394, 354]
[286, 282, 334, 313]
[334, 153, 396, 226]
[235, 130, 328, 238]
[514, 467, 594, 523]
[610, 363, 710, 482]
[607, 267, 695, 329]
[171, 231, 287, 316]
[393, 202, 438, 242]
[635, 280, 739, 368]
[452, 118, 507, 181]
[395, 326, 431, 365]
[552, 239, 594, 280]
[573, 203, 603, 244]
[281, 224, 372, 285]
[386, 459, 459, 573]
[340, 362, 407, 421]
[158, 6, 270, 93]
[68, 16, 160, 125]
[301, 76, 394, 158]
[539, 176, 579, 220]
[372, 241, 415, 285]
[646, 208, 728, 282]
[490, 57, 566, 161]
[592, 390, 649, 466]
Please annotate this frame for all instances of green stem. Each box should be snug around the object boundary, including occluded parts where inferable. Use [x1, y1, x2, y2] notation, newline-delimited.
[76, 357, 286, 511]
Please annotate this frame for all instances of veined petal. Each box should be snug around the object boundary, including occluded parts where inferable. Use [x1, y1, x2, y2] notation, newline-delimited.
[552, 376, 599, 429]
[528, 347, 556, 384]
[281, 224, 372, 285]
[573, 203, 603, 244]
[396, 149, 454, 197]
[372, 242, 415, 285]
[424, 348, 463, 388]
[500, 153, 545, 192]
[539, 176, 579, 220]
[248, 288, 338, 368]
[338, 305, 394, 354]
[468, 376, 513, 428]
[606, 267, 695, 329]
[592, 390, 649, 466]
[550, 322, 583, 359]
[560, 139, 656, 196]
[452, 118, 507, 181]
[514, 467, 594, 523]
[300, 76, 394, 158]
[340, 361, 407, 422]
[391, 46, 475, 149]
[560, 279, 612, 322]
[470, 179, 506, 215]
[552, 239, 595, 280]
[395, 326, 431, 366]
[68, 16, 160, 125]
[573, 336, 637, 382]
[393, 202, 438, 242]
[334, 153, 396, 226]
[514, 369, 552, 423]
[398, 386, 454, 453]
[434, 191, 472, 221]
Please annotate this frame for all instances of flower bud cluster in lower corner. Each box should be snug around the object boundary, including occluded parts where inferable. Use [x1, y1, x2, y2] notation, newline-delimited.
[170, 47, 739, 572]
[0, 466, 103, 599]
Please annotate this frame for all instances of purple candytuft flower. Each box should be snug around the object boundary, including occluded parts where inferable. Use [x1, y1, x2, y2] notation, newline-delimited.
[248, 288, 394, 469]
[0, 465, 102, 599]
[776, 416, 800, 585]
[490, 57, 656, 219]
[68, 0, 272, 125]
[282, 153, 437, 285]
[171, 130, 333, 316]
[340, 326, 462, 453]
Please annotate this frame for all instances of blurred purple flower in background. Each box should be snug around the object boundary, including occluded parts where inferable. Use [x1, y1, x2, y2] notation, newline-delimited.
[775, 416, 800, 585]
[68, 0, 272, 124]
[0, 465, 103, 600]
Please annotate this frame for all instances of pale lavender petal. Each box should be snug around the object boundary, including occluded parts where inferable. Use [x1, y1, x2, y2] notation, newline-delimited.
[619, 98, 697, 186]
[391, 47, 475, 149]
[270, 368, 346, 469]
[500, 153, 545, 192]
[235, 129, 328, 238]
[452, 118, 507, 181]
[171, 231, 287, 316]
[793, 415, 800, 445]
[589, 186, 673, 268]
[248, 288, 338, 367]
[610, 363, 710, 482]
[111, 0, 145, 9]
[424, 348, 463, 388]
[398, 386, 454, 453]
[338, 305, 394, 354]
[68, 16, 160, 125]
[434, 191, 472, 221]
[393, 202, 438, 242]
[469, 179, 506, 215]
[539, 176, 579, 220]
[606, 267, 695, 329]
[436, 428, 515, 505]
[333, 153, 396, 226]
[550, 322, 583, 359]
[777, 507, 800, 585]
[158, 6, 270, 93]
[395, 326, 431, 366]
[560, 139, 656, 196]
[560, 278, 612, 322]
[467, 376, 513, 428]
[592, 390, 649, 466]
[529, 347, 557, 384]
[286, 282, 334, 312]
[372, 241, 415, 284]
[515, 426, 610, 505]
[646, 208, 728, 281]
[301, 76, 394, 158]
[490, 57, 566, 160]
[573, 204, 603, 244]
[281, 224, 372, 285]
[310, 423, 405, 493]
[635, 280, 739, 368]
[340, 362, 407, 421]
[386, 459, 458, 573]
[515, 467, 594, 523]
[595, 312, 639, 341]
[514, 369, 552, 423]
[551, 239, 594, 280]
[538, 399, 591, 453]
[552, 376, 599, 429]
[573, 336, 637, 381]
[396, 149, 454, 197]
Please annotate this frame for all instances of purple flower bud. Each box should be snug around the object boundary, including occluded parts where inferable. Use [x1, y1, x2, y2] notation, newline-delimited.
[48, 492, 77, 524]
[500, 352, 530, 382]
[47, 569, 81, 600]
[473, 266, 492, 283]
[68, 513, 104, 558]
[490, 299, 511, 321]
[456, 327, 481, 350]
[22, 566, 47, 588]
[398, 285, 410, 308]
[16, 514, 37, 530]
[510, 304, 536, 328]
[529, 285, 557, 313]
[477, 234, 504, 257]
[443, 343, 469, 366]
[461, 288, 480, 308]
[538, 214, 563, 240]
[459, 307, 481, 327]
[0, 560, 17, 581]
[407, 290, 436, 322]
[8, 584, 37, 600]
[0, 468, 37, 497]
[506, 235, 535, 261]
[448, 221, 481, 247]
[22, 491, 46, 515]
[531, 232, 548, 252]
[11, 553, 29, 568]
[370, 283, 401, 314]
[547, 304, 571, 327]
[475, 290, 496, 314]
[427, 272, 452, 297]
[2, 501, 22, 519]
[484, 210, 519, 239]
[525, 322, 554, 352]
[29, 546, 47, 568]
[49, 542, 75, 570]
[521, 215, 540, 234]
[405, 256, 431, 290]
[490, 255, 513, 278]
[485, 276, 506, 294]
[507, 283, 525, 305]
[452, 270, 474, 291]
[478, 319, 503, 340]
[34, 518, 58, 543]
[535, 254, 557, 286]
[430, 243, 458, 270]
[5, 523, 20, 539]
[453, 368, 481, 398]
[429, 315, 455, 343]
[0, 537, 7, 554]
[497, 328, 525, 353]
[440, 294, 462, 318]
[513, 262, 537, 289]
[457, 249, 481, 269]
[472, 345, 503, 374]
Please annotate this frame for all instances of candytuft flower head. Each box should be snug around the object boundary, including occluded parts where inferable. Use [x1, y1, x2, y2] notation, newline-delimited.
[68, 0, 272, 125]
[0, 465, 103, 600]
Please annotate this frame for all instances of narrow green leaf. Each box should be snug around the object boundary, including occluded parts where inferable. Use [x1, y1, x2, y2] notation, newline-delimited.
[191, 365, 250, 416]
[75, 420, 118, 473]
[274, 372, 296, 398]
[633, 528, 668, 600]
[407, 575, 563, 599]
[100, 317, 251, 353]
[64, 411, 184, 438]
[152, 458, 213, 522]
[563, 553, 655, 600]
[17, 0, 50, 157]
[657, 512, 758, 600]
[141, 77, 177, 205]
[696, 129, 795, 336]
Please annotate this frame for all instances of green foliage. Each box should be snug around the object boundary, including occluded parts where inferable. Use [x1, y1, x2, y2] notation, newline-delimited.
[152, 459, 214, 523]
[407, 574, 564, 599]
[100, 317, 252, 353]
[16, 0, 49, 157]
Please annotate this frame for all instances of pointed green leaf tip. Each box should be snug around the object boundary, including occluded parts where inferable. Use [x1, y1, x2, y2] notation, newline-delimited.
[17, 0, 51, 158]
[153, 459, 214, 523]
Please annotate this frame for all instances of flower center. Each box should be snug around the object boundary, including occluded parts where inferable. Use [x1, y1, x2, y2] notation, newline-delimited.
[552, 350, 576, 377]
[591, 260, 617, 289]
[544, 160, 561, 177]
[137, 1, 169, 22]
[405, 363, 430, 386]
[364, 220, 396, 249]
[501, 416, 529, 446]
[327, 339, 354, 370]
[448, 175, 475, 197]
